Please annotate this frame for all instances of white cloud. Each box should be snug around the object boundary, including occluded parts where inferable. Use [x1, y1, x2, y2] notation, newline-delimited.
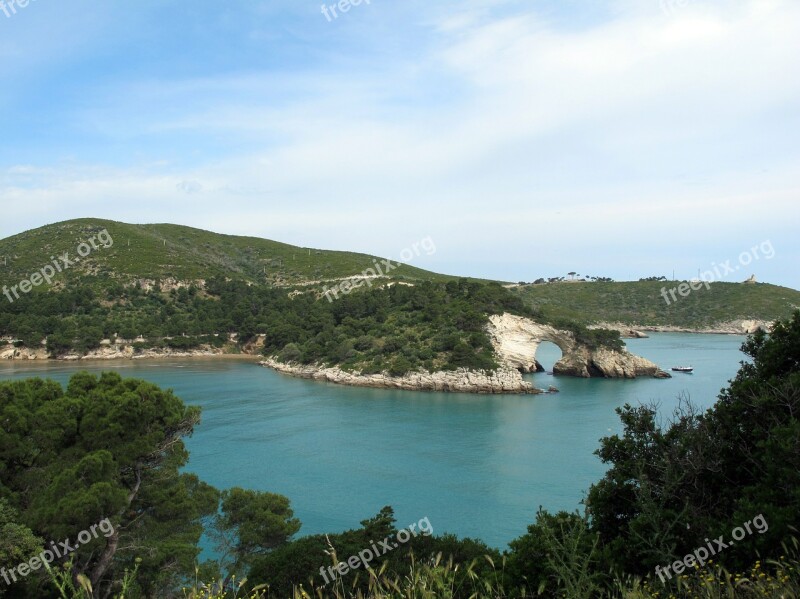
[1, 0, 798, 286]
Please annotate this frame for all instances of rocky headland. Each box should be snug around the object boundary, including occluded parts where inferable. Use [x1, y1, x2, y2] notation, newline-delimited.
[260, 313, 672, 393]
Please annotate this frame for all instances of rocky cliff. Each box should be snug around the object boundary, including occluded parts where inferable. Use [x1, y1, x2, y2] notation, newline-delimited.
[488, 313, 670, 379]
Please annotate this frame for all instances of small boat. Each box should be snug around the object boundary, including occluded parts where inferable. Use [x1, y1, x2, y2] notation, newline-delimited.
[671, 366, 694, 373]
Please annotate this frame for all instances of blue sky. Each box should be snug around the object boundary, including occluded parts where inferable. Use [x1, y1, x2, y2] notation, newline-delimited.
[1, 0, 798, 287]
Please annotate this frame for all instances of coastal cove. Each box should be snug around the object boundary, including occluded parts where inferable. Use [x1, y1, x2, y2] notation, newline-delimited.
[0, 333, 746, 549]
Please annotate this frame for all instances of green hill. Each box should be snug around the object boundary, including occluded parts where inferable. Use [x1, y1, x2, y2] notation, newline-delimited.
[511, 280, 800, 329]
[0, 218, 455, 289]
[1, 219, 798, 336]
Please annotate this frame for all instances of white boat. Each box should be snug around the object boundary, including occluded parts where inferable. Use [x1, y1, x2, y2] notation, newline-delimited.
[671, 366, 694, 373]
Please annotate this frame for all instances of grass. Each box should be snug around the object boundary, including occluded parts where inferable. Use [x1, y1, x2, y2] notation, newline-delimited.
[47, 550, 800, 599]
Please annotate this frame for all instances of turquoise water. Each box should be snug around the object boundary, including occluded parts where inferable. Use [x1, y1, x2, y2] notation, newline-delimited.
[0, 333, 745, 549]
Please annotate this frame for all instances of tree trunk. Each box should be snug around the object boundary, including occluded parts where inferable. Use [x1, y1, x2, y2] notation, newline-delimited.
[89, 465, 142, 595]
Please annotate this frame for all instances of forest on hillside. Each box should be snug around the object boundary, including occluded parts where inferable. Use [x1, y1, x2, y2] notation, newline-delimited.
[0, 279, 622, 374]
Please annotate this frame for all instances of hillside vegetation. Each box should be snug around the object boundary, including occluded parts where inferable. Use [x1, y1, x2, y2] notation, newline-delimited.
[2, 219, 797, 332]
[0, 218, 455, 289]
[0, 220, 623, 366]
[2, 220, 799, 369]
[511, 281, 800, 329]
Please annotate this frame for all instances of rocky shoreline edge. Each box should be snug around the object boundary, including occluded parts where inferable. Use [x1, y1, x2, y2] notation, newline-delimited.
[259, 313, 674, 394]
[0, 344, 249, 361]
[0, 315, 766, 395]
[260, 358, 547, 394]
[591, 319, 771, 338]
[0, 319, 766, 363]
[0, 342, 547, 394]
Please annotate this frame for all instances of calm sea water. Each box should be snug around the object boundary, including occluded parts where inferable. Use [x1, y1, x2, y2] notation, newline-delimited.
[0, 333, 746, 549]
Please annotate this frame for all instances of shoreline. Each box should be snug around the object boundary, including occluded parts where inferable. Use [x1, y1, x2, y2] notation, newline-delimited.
[0, 344, 262, 362]
[260, 358, 545, 394]
[591, 319, 770, 337]
[0, 323, 762, 364]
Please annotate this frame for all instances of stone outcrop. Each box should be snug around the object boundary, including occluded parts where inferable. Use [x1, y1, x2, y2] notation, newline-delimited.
[261, 358, 543, 394]
[487, 314, 670, 379]
[487, 316, 571, 373]
[553, 345, 671, 379]
[0, 346, 48, 360]
[127, 278, 207, 293]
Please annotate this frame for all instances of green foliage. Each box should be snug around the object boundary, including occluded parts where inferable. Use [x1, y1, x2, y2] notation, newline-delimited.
[257, 279, 544, 373]
[0, 219, 629, 372]
[0, 499, 43, 597]
[550, 318, 625, 352]
[0, 219, 457, 290]
[211, 488, 301, 573]
[507, 510, 602, 597]
[3, 313, 800, 597]
[45, 557, 140, 599]
[1, 277, 550, 374]
[247, 506, 500, 599]
[513, 280, 800, 329]
[0, 372, 219, 597]
[0, 275, 548, 373]
[585, 310, 800, 584]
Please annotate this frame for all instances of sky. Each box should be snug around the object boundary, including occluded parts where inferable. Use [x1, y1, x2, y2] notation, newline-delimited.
[0, 0, 798, 287]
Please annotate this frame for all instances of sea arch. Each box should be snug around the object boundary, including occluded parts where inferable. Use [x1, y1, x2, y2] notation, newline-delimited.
[487, 313, 670, 379]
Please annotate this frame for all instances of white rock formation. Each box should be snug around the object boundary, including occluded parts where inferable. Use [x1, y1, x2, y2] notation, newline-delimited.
[487, 313, 670, 379]
[0, 346, 47, 360]
[261, 358, 542, 394]
[0, 341, 230, 361]
[486, 315, 570, 373]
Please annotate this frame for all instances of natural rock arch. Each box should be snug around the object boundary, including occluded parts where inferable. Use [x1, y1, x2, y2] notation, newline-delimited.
[487, 314, 670, 379]
[530, 340, 564, 373]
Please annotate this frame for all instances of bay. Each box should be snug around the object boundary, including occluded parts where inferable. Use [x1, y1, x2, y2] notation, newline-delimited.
[0, 333, 745, 549]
